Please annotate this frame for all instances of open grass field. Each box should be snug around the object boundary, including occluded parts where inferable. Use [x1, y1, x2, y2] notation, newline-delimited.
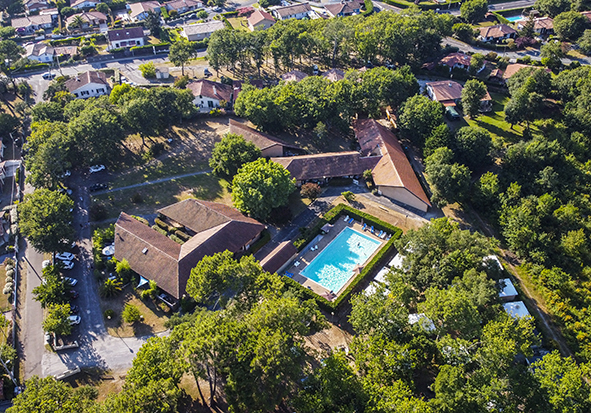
[227, 17, 249, 31]
[99, 284, 171, 338]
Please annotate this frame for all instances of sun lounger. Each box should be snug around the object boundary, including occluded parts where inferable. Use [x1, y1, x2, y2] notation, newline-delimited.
[285, 272, 294, 278]
[380, 232, 387, 239]
[371, 226, 374, 234]
[314, 245, 318, 250]
[386, 234, 392, 240]
[294, 261, 300, 267]
[348, 218, 354, 224]
[362, 223, 367, 231]
[344, 215, 350, 222]
[378, 230, 384, 237]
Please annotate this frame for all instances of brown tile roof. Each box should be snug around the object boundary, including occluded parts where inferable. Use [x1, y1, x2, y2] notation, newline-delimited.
[228, 119, 301, 152]
[187, 79, 233, 103]
[272, 152, 380, 181]
[281, 70, 308, 82]
[534, 17, 553, 30]
[354, 119, 431, 207]
[479, 24, 517, 38]
[114, 212, 181, 297]
[248, 9, 275, 26]
[164, 0, 201, 10]
[325, 1, 358, 16]
[427, 80, 463, 103]
[273, 2, 311, 18]
[322, 68, 345, 82]
[107, 27, 145, 42]
[64, 71, 108, 93]
[54, 45, 78, 56]
[66, 11, 107, 26]
[129, 1, 162, 19]
[259, 241, 298, 274]
[12, 14, 52, 28]
[438, 52, 471, 68]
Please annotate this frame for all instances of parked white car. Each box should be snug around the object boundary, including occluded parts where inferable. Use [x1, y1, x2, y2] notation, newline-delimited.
[68, 315, 81, 325]
[61, 261, 74, 270]
[55, 252, 75, 261]
[89, 165, 105, 173]
[64, 277, 77, 286]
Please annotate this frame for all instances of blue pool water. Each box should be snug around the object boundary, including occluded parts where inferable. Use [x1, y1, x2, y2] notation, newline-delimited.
[506, 16, 523, 22]
[301, 227, 382, 293]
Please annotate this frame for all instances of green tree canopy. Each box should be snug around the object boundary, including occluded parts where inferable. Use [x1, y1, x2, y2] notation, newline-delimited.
[425, 147, 472, 207]
[460, 0, 488, 24]
[453, 126, 492, 169]
[18, 189, 74, 253]
[397, 94, 445, 149]
[209, 133, 261, 178]
[169, 40, 195, 76]
[534, 0, 571, 17]
[231, 158, 295, 221]
[32, 266, 71, 308]
[461, 79, 487, 119]
[553, 11, 588, 40]
[42, 303, 72, 336]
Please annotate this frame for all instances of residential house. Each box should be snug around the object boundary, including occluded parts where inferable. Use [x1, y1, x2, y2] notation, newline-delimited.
[54, 45, 79, 58]
[70, 0, 100, 9]
[324, 1, 360, 18]
[25, 0, 50, 14]
[354, 119, 431, 213]
[503, 301, 531, 319]
[272, 152, 380, 185]
[228, 119, 303, 157]
[129, 1, 162, 21]
[518, 16, 554, 35]
[164, 0, 202, 13]
[271, 3, 312, 20]
[281, 70, 308, 82]
[426, 80, 492, 112]
[12, 15, 53, 35]
[436, 52, 472, 72]
[24, 43, 54, 63]
[65, 71, 110, 99]
[40, 8, 60, 23]
[180, 20, 225, 41]
[499, 278, 518, 302]
[114, 199, 265, 301]
[489, 63, 550, 85]
[322, 68, 345, 82]
[478, 24, 517, 42]
[582, 11, 591, 22]
[247, 9, 276, 31]
[66, 11, 107, 28]
[107, 27, 145, 50]
[187, 79, 233, 111]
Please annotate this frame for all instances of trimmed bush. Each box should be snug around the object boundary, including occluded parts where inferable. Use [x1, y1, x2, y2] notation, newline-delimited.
[152, 225, 168, 236]
[169, 234, 185, 245]
[173, 230, 191, 241]
[5, 269, 14, 278]
[154, 218, 170, 231]
[104, 309, 116, 319]
[131, 215, 149, 225]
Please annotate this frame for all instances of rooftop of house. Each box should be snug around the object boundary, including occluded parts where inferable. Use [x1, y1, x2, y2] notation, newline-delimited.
[25, 42, 54, 57]
[325, 1, 359, 16]
[258, 241, 298, 274]
[272, 151, 380, 181]
[322, 68, 345, 82]
[533, 16, 553, 29]
[66, 11, 107, 26]
[426, 80, 491, 105]
[107, 27, 145, 42]
[164, 0, 201, 9]
[129, 1, 162, 18]
[247, 9, 276, 26]
[499, 278, 518, 299]
[71, 0, 99, 7]
[11, 14, 53, 28]
[182, 20, 225, 36]
[354, 118, 431, 207]
[503, 301, 531, 318]
[64, 71, 109, 93]
[273, 2, 312, 17]
[281, 70, 308, 82]
[187, 79, 233, 103]
[228, 119, 301, 152]
[438, 52, 471, 68]
[478, 24, 517, 38]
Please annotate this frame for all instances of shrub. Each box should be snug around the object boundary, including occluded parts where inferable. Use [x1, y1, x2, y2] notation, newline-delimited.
[5, 277, 13, 284]
[3, 258, 14, 267]
[342, 191, 356, 203]
[122, 304, 141, 324]
[139, 62, 156, 78]
[6, 269, 14, 278]
[173, 230, 191, 241]
[3, 286, 11, 295]
[174, 75, 189, 89]
[131, 215, 149, 225]
[169, 233, 185, 245]
[149, 142, 165, 158]
[103, 309, 116, 320]
[152, 225, 167, 236]
[154, 218, 170, 231]
[100, 278, 122, 298]
[300, 183, 322, 200]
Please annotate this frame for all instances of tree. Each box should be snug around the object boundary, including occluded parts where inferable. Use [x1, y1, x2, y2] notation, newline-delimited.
[18, 189, 74, 253]
[534, 0, 570, 17]
[122, 304, 141, 324]
[540, 41, 564, 70]
[578, 30, 591, 55]
[144, 10, 162, 37]
[25, 132, 72, 190]
[60, 6, 75, 17]
[99, 378, 184, 413]
[425, 147, 472, 207]
[209, 133, 261, 178]
[169, 41, 195, 76]
[398, 95, 445, 149]
[126, 336, 183, 388]
[342, 190, 356, 203]
[532, 351, 591, 412]
[505, 88, 545, 129]
[138, 62, 156, 78]
[460, 0, 488, 24]
[32, 266, 71, 308]
[121, 96, 160, 146]
[300, 182, 321, 200]
[231, 158, 295, 220]
[100, 278, 122, 298]
[68, 15, 86, 29]
[96, 2, 110, 14]
[469, 53, 485, 75]
[197, 10, 208, 19]
[7, 376, 97, 413]
[0, 40, 24, 77]
[0, 26, 15, 40]
[42, 303, 73, 336]
[554, 11, 588, 40]
[424, 124, 452, 157]
[461, 79, 487, 119]
[453, 126, 492, 169]
[452, 23, 477, 42]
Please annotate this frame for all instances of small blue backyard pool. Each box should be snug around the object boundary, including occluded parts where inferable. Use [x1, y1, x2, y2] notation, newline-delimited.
[505, 16, 524, 22]
[301, 227, 382, 293]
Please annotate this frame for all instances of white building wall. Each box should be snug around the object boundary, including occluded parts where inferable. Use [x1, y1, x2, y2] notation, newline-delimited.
[71, 82, 109, 99]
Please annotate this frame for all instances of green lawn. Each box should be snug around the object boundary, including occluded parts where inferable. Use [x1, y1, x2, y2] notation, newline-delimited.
[227, 17, 249, 31]
[91, 173, 231, 220]
[466, 92, 526, 147]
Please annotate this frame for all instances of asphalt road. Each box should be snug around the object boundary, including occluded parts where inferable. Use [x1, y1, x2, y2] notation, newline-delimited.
[488, 0, 536, 11]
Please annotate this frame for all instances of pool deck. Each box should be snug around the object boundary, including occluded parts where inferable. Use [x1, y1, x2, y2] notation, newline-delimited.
[284, 217, 387, 300]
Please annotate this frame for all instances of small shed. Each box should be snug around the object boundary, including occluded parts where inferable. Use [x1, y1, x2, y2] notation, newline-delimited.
[503, 301, 531, 319]
[499, 278, 518, 301]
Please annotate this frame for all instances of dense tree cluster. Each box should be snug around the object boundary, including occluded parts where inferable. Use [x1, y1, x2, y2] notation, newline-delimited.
[235, 66, 418, 132]
[208, 9, 453, 74]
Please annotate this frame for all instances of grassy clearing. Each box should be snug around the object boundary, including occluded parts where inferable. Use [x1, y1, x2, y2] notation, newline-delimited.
[227, 17, 249, 31]
[466, 92, 526, 146]
[92, 173, 231, 220]
[99, 284, 171, 338]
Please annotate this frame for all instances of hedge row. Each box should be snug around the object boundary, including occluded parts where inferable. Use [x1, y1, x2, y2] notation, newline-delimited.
[174, 230, 191, 242]
[49, 33, 106, 46]
[130, 42, 170, 52]
[152, 225, 167, 236]
[155, 217, 169, 231]
[382, 0, 460, 10]
[285, 204, 403, 311]
[221, 11, 239, 17]
[132, 215, 149, 225]
[363, 0, 374, 16]
[11, 62, 49, 73]
[169, 233, 185, 244]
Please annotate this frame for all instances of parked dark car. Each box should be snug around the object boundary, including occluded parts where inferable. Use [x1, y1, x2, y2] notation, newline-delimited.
[69, 290, 79, 299]
[445, 106, 461, 121]
[70, 305, 79, 314]
[89, 183, 108, 192]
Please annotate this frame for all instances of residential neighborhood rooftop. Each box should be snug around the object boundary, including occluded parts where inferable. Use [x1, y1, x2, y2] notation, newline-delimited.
[186, 79, 233, 104]
[107, 27, 145, 42]
[182, 20, 226, 36]
[64, 71, 109, 93]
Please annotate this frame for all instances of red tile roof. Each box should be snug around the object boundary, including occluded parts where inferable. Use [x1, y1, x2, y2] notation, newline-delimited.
[228, 119, 301, 152]
[322, 68, 345, 82]
[438, 52, 471, 68]
[187, 79, 233, 103]
[479, 24, 517, 38]
[248, 9, 275, 26]
[281, 70, 308, 82]
[272, 152, 380, 181]
[64, 71, 109, 93]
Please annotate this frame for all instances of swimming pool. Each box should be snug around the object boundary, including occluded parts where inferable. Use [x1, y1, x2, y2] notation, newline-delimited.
[300, 227, 382, 293]
[506, 16, 524, 22]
